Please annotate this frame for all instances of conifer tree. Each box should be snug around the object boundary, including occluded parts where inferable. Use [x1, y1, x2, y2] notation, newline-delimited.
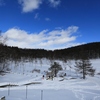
[49, 62, 62, 77]
[75, 58, 95, 79]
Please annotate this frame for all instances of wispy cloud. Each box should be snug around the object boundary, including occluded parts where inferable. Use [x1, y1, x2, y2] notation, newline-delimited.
[45, 18, 50, 21]
[34, 13, 39, 19]
[3, 26, 81, 50]
[0, 0, 5, 6]
[18, 0, 42, 13]
[48, 0, 61, 7]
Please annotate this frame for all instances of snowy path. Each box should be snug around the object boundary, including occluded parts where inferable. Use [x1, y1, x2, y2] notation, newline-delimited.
[69, 77, 100, 100]
[1, 77, 100, 100]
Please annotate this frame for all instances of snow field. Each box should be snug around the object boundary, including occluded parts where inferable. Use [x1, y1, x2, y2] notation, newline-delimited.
[0, 59, 100, 100]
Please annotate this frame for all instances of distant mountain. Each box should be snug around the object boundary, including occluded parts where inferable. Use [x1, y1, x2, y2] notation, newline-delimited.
[0, 42, 100, 61]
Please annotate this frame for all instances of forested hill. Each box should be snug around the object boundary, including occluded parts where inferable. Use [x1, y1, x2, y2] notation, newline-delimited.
[54, 42, 100, 60]
[0, 42, 100, 61]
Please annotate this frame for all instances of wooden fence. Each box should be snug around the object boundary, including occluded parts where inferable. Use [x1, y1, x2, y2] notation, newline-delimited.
[0, 96, 5, 100]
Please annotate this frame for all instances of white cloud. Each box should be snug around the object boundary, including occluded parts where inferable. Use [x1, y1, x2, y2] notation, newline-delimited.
[48, 0, 61, 7]
[18, 0, 61, 13]
[3, 26, 81, 50]
[18, 0, 42, 12]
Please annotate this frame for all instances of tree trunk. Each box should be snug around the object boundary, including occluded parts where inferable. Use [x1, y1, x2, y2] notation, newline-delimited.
[55, 68, 56, 77]
[83, 63, 85, 79]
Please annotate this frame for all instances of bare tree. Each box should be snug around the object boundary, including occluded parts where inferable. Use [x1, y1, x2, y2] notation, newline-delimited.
[0, 31, 9, 74]
[0, 59, 10, 73]
[0, 30, 8, 45]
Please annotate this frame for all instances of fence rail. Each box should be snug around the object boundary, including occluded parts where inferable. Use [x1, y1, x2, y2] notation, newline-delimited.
[0, 96, 5, 100]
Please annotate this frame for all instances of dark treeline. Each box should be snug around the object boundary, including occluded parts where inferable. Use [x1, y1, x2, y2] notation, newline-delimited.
[0, 42, 100, 61]
[54, 42, 100, 60]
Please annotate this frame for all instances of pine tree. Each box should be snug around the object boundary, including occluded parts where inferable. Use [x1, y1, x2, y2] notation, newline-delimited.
[49, 62, 63, 77]
[75, 59, 95, 79]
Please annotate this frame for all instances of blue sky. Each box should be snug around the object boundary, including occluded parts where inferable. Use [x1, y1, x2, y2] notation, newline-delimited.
[0, 0, 100, 50]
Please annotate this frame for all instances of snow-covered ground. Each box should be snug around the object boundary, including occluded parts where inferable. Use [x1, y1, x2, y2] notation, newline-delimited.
[0, 59, 100, 100]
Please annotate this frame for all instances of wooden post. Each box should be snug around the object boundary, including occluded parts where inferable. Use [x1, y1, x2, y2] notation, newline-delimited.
[41, 90, 43, 100]
[26, 85, 28, 99]
[8, 84, 10, 96]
